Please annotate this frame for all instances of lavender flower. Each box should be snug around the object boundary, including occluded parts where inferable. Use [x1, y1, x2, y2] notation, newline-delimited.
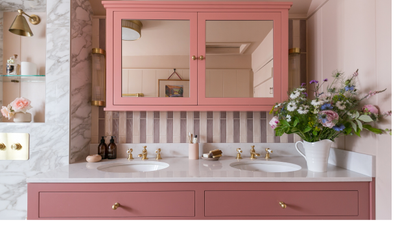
[345, 85, 355, 91]
[309, 80, 318, 84]
[320, 103, 333, 110]
[333, 124, 345, 132]
[324, 78, 328, 82]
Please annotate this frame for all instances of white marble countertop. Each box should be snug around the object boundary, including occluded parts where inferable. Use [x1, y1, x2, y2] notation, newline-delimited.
[26, 153, 373, 183]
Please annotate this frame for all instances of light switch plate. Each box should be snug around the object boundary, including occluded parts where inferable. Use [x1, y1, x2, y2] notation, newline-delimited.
[0, 133, 29, 160]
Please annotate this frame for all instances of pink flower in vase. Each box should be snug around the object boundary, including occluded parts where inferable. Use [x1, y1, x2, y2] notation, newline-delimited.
[269, 116, 280, 129]
[10, 97, 32, 113]
[1, 105, 14, 120]
[362, 105, 379, 115]
[318, 110, 339, 128]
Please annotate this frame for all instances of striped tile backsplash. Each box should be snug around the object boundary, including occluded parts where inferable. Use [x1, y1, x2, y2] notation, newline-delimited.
[97, 108, 296, 144]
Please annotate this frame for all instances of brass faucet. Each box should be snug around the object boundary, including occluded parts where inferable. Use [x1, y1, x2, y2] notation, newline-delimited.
[236, 148, 243, 159]
[265, 148, 273, 160]
[250, 145, 260, 159]
[138, 145, 148, 160]
[155, 148, 162, 160]
[127, 148, 134, 160]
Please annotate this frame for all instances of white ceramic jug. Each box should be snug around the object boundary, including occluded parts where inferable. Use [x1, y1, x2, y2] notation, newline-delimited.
[295, 139, 333, 172]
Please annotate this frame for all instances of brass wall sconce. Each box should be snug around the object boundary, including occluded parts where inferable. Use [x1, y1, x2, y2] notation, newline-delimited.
[9, 9, 41, 37]
[91, 48, 106, 107]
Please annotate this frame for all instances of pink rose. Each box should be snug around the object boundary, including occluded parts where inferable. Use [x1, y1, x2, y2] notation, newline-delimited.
[1, 105, 14, 120]
[269, 116, 279, 129]
[10, 97, 32, 113]
[362, 105, 379, 115]
[318, 110, 339, 128]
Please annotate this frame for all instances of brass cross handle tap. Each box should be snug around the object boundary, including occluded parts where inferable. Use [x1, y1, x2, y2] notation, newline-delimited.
[265, 148, 273, 160]
[155, 148, 162, 160]
[250, 145, 260, 159]
[236, 148, 243, 160]
[127, 148, 134, 160]
[138, 145, 148, 160]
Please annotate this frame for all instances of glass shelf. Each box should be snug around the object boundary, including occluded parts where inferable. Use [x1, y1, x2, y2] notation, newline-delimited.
[0, 75, 46, 83]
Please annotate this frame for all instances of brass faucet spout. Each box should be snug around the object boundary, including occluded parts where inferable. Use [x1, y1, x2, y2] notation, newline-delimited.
[250, 145, 260, 159]
[139, 146, 148, 160]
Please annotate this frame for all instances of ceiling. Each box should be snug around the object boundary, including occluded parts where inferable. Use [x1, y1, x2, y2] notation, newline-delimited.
[89, 0, 313, 18]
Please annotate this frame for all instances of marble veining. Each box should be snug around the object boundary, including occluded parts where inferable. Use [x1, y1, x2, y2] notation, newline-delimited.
[70, 0, 92, 163]
[0, 0, 70, 220]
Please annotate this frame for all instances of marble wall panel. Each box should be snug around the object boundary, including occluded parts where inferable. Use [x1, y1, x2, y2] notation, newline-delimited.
[0, 0, 70, 220]
[70, 0, 92, 163]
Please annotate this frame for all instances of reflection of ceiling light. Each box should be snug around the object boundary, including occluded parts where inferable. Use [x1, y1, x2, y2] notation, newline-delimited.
[9, 9, 41, 37]
[122, 20, 142, 41]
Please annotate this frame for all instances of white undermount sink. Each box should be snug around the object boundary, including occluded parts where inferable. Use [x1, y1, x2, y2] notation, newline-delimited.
[230, 161, 302, 173]
[97, 161, 169, 173]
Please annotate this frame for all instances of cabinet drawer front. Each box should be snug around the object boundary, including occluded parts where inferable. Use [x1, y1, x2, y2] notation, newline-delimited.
[39, 191, 194, 218]
[205, 190, 359, 217]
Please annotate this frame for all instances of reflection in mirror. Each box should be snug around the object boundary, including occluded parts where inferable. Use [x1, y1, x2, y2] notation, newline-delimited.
[122, 20, 190, 98]
[1, 10, 46, 123]
[205, 21, 273, 98]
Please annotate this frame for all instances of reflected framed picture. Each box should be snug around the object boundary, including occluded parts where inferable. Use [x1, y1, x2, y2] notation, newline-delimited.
[158, 79, 189, 97]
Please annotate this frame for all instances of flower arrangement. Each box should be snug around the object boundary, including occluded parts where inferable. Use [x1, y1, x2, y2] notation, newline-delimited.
[1, 97, 32, 120]
[269, 69, 391, 142]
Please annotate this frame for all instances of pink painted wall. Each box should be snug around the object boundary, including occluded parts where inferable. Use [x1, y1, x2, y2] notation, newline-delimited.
[307, 0, 391, 219]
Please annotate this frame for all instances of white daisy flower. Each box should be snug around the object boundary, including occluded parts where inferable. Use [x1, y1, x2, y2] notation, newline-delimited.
[297, 105, 309, 114]
[311, 99, 322, 106]
[336, 101, 346, 110]
[290, 91, 300, 99]
[312, 108, 320, 114]
[287, 102, 297, 112]
[274, 103, 281, 108]
[297, 88, 306, 92]
[286, 115, 292, 122]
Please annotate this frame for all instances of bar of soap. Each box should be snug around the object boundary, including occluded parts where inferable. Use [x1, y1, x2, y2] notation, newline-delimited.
[86, 154, 102, 163]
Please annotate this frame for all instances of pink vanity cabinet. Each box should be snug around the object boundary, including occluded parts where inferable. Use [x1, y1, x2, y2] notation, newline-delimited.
[27, 181, 375, 220]
[103, 1, 291, 111]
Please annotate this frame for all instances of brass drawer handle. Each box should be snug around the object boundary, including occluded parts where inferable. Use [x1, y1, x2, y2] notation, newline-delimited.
[112, 202, 120, 210]
[199, 55, 204, 60]
[192, 55, 197, 60]
[279, 201, 287, 209]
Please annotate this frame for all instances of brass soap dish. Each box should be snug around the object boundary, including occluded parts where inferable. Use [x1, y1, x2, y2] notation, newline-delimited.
[201, 149, 222, 161]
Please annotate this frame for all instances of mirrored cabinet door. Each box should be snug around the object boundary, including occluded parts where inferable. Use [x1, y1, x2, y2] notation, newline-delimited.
[111, 12, 198, 106]
[197, 13, 288, 106]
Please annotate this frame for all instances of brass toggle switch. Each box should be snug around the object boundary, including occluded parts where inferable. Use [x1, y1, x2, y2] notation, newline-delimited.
[11, 143, 22, 150]
[0, 143, 5, 150]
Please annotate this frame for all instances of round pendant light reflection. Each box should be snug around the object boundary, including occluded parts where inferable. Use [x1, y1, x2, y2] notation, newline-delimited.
[9, 9, 41, 37]
[122, 20, 142, 41]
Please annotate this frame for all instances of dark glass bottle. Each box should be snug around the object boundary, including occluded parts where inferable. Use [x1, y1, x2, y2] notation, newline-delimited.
[107, 136, 117, 159]
[97, 136, 108, 159]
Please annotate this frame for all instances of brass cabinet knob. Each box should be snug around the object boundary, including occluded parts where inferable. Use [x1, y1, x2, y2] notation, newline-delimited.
[279, 201, 287, 209]
[192, 55, 197, 60]
[112, 202, 120, 210]
[199, 55, 204, 60]
[0, 143, 5, 150]
[11, 143, 22, 150]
